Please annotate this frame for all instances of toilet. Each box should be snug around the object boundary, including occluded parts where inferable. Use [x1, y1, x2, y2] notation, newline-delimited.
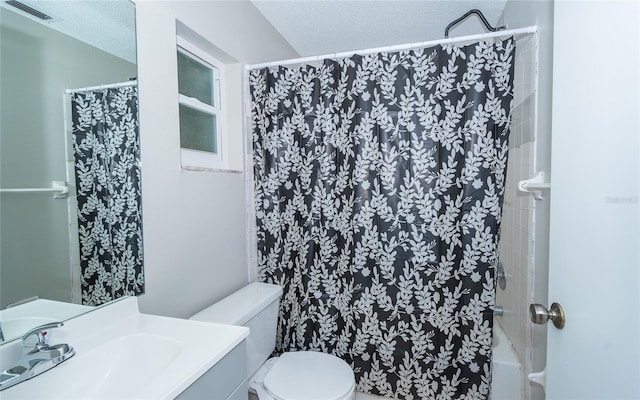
[190, 282, 356, 400]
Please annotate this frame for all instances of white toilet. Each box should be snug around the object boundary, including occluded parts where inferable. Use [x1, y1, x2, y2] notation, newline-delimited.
[190, 282, 356, 400]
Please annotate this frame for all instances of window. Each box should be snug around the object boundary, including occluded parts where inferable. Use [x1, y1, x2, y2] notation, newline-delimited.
[177, 37, 225, 169]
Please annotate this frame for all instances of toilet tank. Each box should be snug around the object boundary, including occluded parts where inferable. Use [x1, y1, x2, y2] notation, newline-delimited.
[189, 282, 283, 377]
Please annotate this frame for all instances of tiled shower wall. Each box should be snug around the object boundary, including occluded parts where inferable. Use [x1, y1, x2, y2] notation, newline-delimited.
[496, 32, 538, 398]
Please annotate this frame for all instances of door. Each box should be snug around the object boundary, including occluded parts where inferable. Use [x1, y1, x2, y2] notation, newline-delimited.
[546, 1, 639, 399]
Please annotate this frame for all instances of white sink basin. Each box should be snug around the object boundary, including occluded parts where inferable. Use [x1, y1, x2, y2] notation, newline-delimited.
[0, 297, 249, 399]
[58, 333, 182, 399]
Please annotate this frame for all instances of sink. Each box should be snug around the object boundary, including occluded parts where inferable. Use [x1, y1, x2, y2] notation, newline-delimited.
[58, 333, 182, 398]
[0, 297, 249, 399]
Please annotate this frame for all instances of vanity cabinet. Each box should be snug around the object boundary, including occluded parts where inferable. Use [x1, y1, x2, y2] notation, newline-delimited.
[177, 340, 247, 400]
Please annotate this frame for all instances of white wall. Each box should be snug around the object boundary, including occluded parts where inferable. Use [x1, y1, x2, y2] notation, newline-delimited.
[497, 2, 553, 400]
[133, 1, 297, 318]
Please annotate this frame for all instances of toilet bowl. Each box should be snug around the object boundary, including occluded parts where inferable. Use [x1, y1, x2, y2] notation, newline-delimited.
[189, 282, 356, 400]
[249, 352, 355, 400]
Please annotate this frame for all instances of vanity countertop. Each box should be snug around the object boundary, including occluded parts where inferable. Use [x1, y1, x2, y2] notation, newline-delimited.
[0, 297, 249, 399]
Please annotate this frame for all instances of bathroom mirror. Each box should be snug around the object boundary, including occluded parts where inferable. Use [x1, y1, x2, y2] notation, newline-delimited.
[0, 0, 141, 343]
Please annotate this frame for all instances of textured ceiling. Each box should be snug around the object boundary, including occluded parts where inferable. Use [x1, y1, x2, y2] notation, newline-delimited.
[1, 0, 507, 65]
[251, 0, 508, 57]
[0, 0, 136, 63]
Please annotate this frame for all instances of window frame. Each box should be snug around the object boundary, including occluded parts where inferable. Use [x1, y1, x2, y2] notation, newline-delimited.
[177, 36, 226, 170]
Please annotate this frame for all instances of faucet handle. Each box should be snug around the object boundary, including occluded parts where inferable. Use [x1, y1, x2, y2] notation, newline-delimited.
[22, 322, 64, 348]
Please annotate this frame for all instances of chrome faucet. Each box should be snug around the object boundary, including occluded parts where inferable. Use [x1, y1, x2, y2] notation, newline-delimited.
[0, 322, 75, 391]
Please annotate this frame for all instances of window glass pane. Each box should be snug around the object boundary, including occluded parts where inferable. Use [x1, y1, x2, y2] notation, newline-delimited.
[179, 105, 217, 153]
[177, 50, 214, 106]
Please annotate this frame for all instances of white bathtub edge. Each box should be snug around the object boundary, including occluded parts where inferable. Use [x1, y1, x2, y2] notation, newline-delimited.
[491, 322, 523, 400]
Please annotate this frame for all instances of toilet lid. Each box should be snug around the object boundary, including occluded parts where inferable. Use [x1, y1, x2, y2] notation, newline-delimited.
[263, 351, 355, 400]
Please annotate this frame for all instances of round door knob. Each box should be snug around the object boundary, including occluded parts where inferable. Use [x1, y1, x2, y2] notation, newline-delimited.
[529, 302, 566, 329]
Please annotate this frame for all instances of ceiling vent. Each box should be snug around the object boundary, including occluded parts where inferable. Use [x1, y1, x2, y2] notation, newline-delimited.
[5, 0, 52, 21]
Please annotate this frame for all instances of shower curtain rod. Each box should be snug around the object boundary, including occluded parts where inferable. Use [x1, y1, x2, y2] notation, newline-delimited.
[247, 25, 536, 70]
[65, 79, 137, 94]
[445, 9, 506, 38]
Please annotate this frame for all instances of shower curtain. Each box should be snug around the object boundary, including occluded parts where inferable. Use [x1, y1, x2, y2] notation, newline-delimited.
[250, 38, 515, 399]
[71, 86, 144, 306]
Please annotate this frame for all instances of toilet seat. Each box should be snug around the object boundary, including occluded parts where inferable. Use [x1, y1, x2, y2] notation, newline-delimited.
[250, 351, 355, 400]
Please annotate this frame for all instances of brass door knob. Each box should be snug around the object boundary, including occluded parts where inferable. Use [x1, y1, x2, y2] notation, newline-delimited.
[529, 302, 566, 329]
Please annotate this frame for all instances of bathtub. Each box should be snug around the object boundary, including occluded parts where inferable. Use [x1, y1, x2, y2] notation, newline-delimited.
[491, 323, 523, 400]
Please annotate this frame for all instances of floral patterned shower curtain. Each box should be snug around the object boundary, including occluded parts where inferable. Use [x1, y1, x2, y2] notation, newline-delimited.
[71, 86, 144, 306]
[250, 38, 515, 399]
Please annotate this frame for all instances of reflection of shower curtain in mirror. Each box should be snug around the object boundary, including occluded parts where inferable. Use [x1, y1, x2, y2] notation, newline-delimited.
[71, 86, 144, 306]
